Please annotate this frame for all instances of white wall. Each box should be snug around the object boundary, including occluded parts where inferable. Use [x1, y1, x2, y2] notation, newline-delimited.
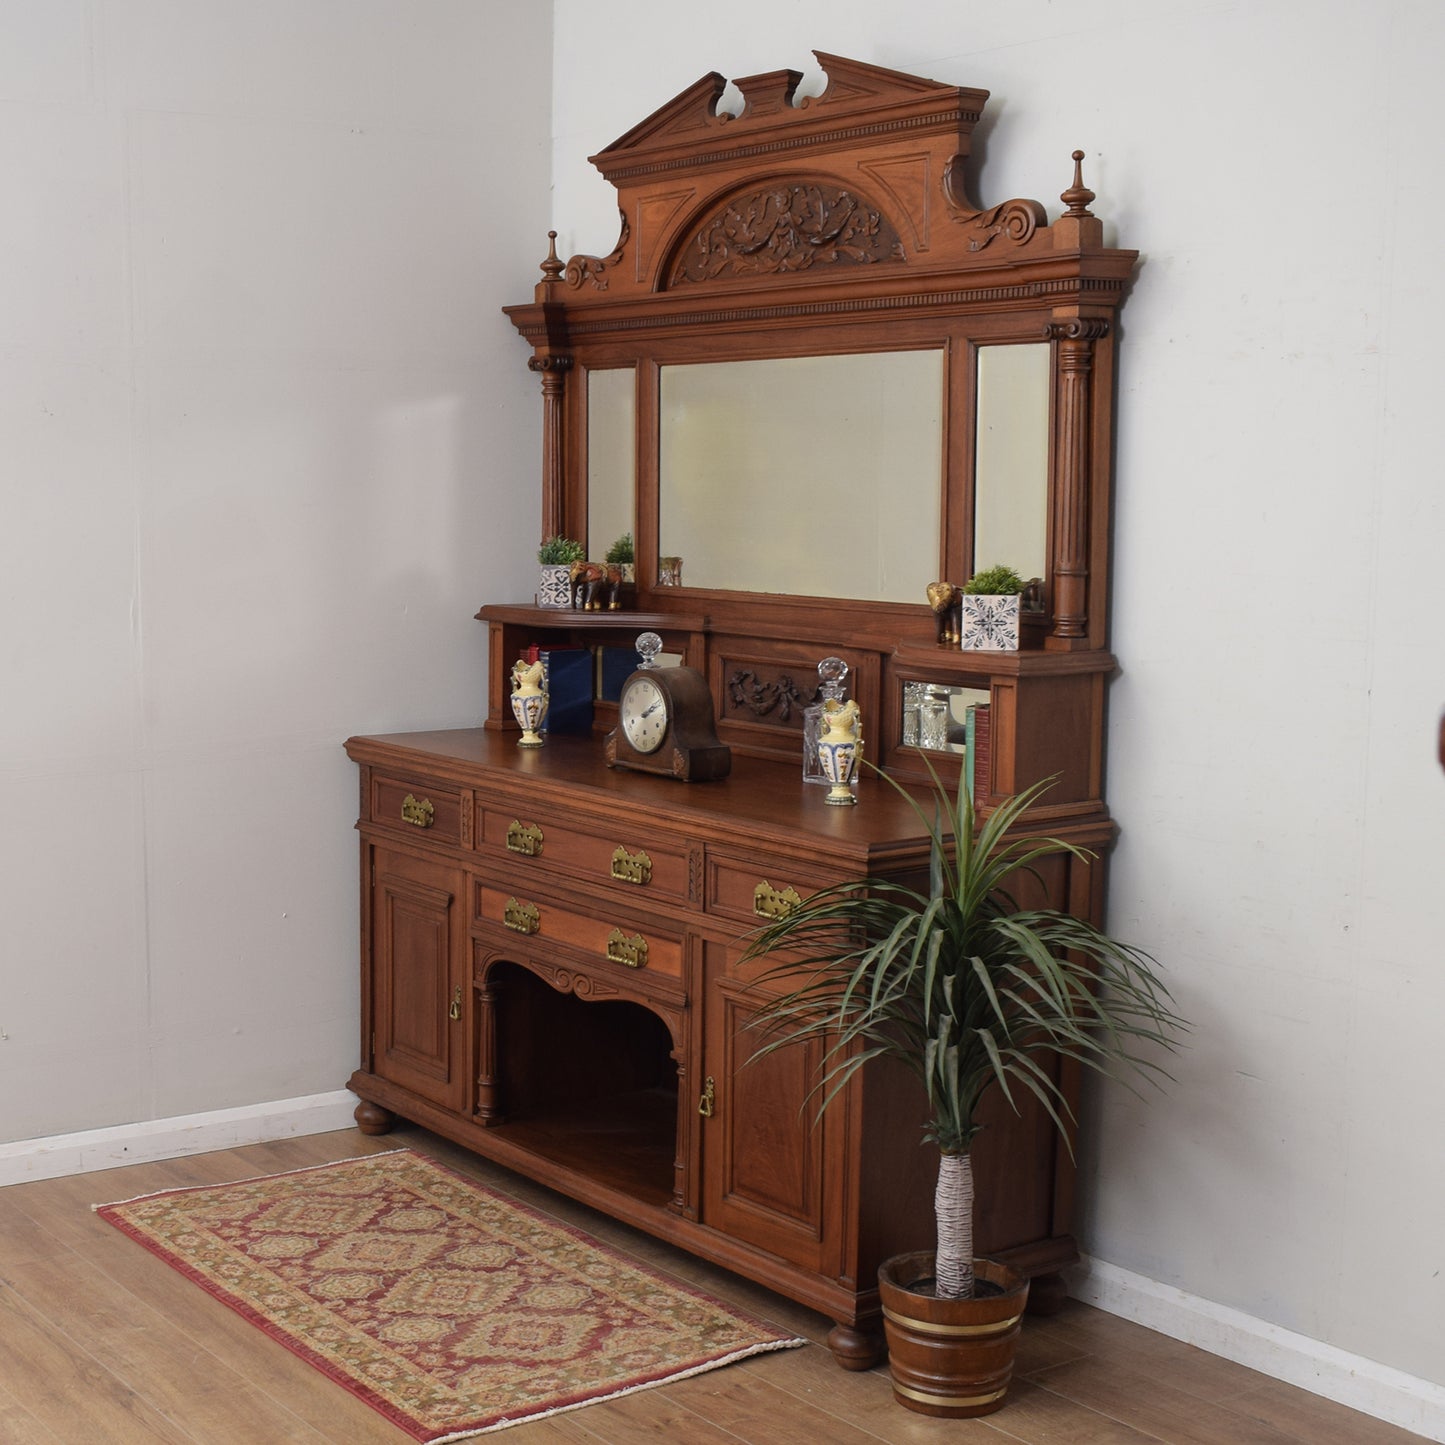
[0, 2, 550, 1138]
[551, 0, 1445, 1403]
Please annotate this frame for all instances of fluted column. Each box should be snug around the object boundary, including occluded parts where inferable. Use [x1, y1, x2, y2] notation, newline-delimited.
[473, 975, 504, 1126]
[1045, 318, 1109, 644]
[528, 354, 572, 540]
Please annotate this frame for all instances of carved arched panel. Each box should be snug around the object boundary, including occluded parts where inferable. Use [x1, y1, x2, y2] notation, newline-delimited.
[664, 176, 905, 288]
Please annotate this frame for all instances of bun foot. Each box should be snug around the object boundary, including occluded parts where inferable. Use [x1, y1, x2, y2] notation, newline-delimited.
[827, 1320, 884, 1371]
[354, 1099, 397, 1136]
[1026, 1270, 1068, 1315]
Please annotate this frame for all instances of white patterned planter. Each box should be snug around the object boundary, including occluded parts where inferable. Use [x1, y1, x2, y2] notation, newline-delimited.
[961, 593, 1021, 651]
[537, 564, 572, 608]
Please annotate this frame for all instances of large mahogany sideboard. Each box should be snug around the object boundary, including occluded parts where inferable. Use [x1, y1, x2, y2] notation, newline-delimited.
[346, 718, 1105, 1366]
[345, 53, 1136, 1367]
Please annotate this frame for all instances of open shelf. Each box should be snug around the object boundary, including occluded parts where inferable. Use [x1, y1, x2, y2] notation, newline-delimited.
[482, 961, 680, 1208]
[485, 1087, 678, 1209]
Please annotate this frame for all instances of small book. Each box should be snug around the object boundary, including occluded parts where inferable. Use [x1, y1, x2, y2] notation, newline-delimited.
[597, 645, 643, 703]
[538, 647, 592, 736]
[972, 703, 991, 802]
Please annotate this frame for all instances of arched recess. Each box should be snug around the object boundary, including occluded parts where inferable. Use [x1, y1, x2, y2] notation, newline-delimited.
[472, 955, 687, 1213]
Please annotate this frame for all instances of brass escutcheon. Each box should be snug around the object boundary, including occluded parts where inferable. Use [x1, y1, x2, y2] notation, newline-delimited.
[400, 793, 434, 829]
[505, 819, 544, 856]
[753, 880, 802, 920]
[447, 985, 462, 1021]
[610, 846, 653, 886]
[503, 898, 541, 935]
[698, 1076, 715, 1118]
[604, 928, 648, 969]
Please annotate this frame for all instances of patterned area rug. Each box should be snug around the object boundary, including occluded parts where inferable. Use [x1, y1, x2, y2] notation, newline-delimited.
[95, 1149, 803, 1441]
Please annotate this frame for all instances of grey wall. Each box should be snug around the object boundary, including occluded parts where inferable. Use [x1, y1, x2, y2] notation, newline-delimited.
[0, 1, 552, 1137]
[549, 0, 1445, 1393]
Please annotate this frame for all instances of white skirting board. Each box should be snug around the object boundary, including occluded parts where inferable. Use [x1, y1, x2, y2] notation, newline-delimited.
[1068, 1256, 1445, 1443]
[0, 1090, 359, 1188]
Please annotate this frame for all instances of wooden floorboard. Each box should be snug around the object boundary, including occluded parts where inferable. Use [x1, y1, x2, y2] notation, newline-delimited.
[0, 1123, 1427, 1445]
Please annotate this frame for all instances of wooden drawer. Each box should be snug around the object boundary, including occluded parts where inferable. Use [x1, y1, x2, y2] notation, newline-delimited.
[705, 851, 833, 931]
[473, 883, 683, 981]
[369, 771, 464, 846]
[475, 804, 694, 906]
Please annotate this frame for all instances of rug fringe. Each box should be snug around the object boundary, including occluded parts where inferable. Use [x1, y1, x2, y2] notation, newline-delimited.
[90, 1148, 413, 1211]
[432, 1335, 808, 1440]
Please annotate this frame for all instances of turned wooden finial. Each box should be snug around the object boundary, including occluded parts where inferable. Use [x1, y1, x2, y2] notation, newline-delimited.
[1061, 150, 1096, 217]
[539, 230, 564, 285]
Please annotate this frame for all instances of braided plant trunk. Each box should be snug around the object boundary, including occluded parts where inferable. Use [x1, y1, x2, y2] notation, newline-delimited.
[934, 1150, 975, 1299]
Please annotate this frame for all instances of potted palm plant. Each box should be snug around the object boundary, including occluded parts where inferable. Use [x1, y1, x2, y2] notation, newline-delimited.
[745, 763, 1186, 1418]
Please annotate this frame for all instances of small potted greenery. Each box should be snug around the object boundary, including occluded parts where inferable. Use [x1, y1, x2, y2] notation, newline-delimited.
[961, 563, 1025, 651]
[537, 535, 585, 608]
[745, 764, 1186, 1418]
[604, 531, 635, 584]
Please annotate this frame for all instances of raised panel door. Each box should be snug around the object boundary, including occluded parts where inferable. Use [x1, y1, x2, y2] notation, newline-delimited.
[370, 844, 467, 1112]
[699, 941, 843, 1276]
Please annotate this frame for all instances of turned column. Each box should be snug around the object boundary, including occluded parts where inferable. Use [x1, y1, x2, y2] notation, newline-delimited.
[473, 974, 505, 1126]
[527, 230, 572, 540]
[528, 353, 572, 540]
[1045, 317, 1109, 645]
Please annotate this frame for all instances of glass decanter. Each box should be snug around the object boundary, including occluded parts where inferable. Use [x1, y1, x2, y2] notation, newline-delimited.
[803, 657, 850, 785]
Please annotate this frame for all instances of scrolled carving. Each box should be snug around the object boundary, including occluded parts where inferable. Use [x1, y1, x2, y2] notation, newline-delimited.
[533, 964, 622, 1001]
[671, 183, 903, 285]
[527, 354, 573, 374]
[564, 212, 631, 291]
[942, 156, 1045, 252]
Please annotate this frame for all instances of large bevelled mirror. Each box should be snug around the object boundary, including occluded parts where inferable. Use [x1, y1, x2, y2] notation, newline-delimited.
[586, 366, 635, 564]
[657, 349, 944, 602]
[973, 342, 1051, 582]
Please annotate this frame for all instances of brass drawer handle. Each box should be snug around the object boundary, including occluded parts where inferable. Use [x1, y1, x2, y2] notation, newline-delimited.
[605, 928, 648, 969]
[401, 793, 435, 829]
[753, 880, 802, 920]
[448, 985, 462, 1021]
[503, 898, 541, 935]
[506, 820, 544, 857]
[698, 1077, 715, 1118]
[610, 846, 653, 886]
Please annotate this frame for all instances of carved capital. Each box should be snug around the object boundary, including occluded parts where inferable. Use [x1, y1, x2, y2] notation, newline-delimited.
[1044, 318, 1111, 343]
[527, 354, 574, 375]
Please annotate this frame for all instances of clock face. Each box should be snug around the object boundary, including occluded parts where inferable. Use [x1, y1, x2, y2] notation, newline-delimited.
[620, 676, 668, 754]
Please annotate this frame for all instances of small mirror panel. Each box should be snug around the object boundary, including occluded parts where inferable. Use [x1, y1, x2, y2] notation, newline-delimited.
[658, 350, 944, 602]
[973, 343, 1050, 582]
[901, 682, 991, 755]
[586, 367, 635, 564]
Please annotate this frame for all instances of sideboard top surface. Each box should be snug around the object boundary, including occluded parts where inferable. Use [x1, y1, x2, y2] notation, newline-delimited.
[345, 727, 950, 867]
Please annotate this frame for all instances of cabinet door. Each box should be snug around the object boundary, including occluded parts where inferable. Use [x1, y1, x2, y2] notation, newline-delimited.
[699, 941, 843, 1276]
[370, 845, 467, 1112]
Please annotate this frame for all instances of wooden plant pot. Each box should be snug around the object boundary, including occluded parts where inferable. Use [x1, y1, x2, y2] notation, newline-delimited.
[878, 1252, 1030, 1417]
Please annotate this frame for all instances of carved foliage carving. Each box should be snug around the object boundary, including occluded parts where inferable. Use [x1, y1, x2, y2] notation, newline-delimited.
[725, 669, 814, 725]
[670, 183, 903, 285]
